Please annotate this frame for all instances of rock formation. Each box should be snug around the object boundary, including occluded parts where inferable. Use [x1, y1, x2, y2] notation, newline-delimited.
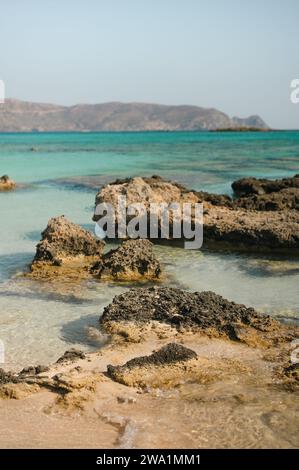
[29, 216, 162, 282]
[93, 175, 299, 253]
[91, 239, 162, 281]
[232, 175, 299, 197]
[29, 215, 104, 280]
[100, 286, 288, 346]
[231, 175, 299, 212]
[107, 343, 198, 387]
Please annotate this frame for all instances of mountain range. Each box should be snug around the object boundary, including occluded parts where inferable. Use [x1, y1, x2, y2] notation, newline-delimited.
[0, 99, 268, 132]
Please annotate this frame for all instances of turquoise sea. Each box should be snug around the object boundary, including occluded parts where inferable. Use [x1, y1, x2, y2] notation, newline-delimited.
[0, 131, 299, 370]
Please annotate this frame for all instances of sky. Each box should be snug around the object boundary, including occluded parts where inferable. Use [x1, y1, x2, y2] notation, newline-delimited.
[0, 0, 299, 128]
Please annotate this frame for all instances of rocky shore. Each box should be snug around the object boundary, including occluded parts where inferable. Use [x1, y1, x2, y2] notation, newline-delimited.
[1, 172, 298, 448]
[0, 286, 298, 448]
[93, 174, 299, 253]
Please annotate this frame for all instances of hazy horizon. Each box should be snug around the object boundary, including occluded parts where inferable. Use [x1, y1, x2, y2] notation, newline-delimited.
[1, 0, 299, 129]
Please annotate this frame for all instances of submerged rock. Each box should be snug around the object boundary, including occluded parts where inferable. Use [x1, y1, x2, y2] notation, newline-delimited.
[93, 175, 299, 253]
[232, 175, 299, 197]
[0, 175, 16, 191]
[107, 343, 198, 387]
[100, 286, 280, 343]
[29, 216, 104, 279]
[91, 239, 162, 281]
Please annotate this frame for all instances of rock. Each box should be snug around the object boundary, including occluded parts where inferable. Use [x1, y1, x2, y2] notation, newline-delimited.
[19, 365, 49, 376]
[203, 204, 299, 252]
[235, 188, 299, 211]
[33, 216, 104, 263]
[52, 372, 97, 393]
[29, 216, 104, 279]
[107, 343, 198, 387]
[232, 175, 299, 197]
[91, 239, 162, 281]
[100, 286, 279, 342]
[56, 349, 86, 364]
[0, 175, 16, 191]
[0, 368, 20, 384]
[93, 175, 299, 253]
[283, 363, 299, 383]
[0, 383, 40, 400]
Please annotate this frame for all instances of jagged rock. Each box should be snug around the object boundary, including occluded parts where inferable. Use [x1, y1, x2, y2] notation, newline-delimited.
[19, 365, 49, 376]
[232, 175, 299, 197]
[93, 175, 299, 253]
[0, 175, 16, 191]
[29, 216, 104, 279]
[56, 349, 86, 364]
[33, 216, 104, 264]
[236, 188, 299, 211]
[0, 368, 20, 385]
[195, 190, 234, 208]
[91, 239, 162, 281]
[107, 343, 198, 387]
[100, 286, 279, 342]
[283, 363, 299, 383]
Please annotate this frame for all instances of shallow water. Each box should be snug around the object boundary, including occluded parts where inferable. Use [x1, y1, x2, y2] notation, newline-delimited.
[0, 131, 299, 370]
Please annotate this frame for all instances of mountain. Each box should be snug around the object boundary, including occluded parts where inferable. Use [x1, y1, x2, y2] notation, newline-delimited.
[232, 115, 268, 128]
[0, 99, 269, 132]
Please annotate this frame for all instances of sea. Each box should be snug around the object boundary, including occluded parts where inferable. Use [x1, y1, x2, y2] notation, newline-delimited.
[0, 130, 299, 370]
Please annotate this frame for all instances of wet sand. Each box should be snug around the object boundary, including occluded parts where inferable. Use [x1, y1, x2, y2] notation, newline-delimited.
[0, 331, 298, 449]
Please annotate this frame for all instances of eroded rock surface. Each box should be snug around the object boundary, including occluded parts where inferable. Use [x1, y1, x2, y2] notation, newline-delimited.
[100, 286, 286, 346]
[232, 175, 299, 212]
[29, 216, 104, 279]
[107, 343, 198, 387]
[56, 349, 86, 364]
[93, 175, 299, 252]
[232, 175, 299, 197]
[235, 188, 299, 211]
[91, 239, 162, 281]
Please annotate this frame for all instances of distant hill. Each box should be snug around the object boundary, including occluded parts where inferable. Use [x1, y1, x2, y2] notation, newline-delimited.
[0, 99, 269, 132]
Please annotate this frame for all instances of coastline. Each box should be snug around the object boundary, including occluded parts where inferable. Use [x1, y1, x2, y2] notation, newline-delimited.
[0, 312, 298, 449]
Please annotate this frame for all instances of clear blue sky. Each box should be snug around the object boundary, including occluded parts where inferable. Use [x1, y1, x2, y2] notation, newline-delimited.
[1, 0, 299, 128]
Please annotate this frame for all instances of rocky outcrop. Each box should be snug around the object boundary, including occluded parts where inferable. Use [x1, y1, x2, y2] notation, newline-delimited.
[56, 349, 86, 364]
[28, 216, 162, 282]
[91, 239, 162, 281]
[107, 343, 198, 387]
[0, 175, 16, 191]
[100, 286, 285, 345]
[231, 175, 299, 212]
[29, 215, 104, 280]
[93, 175, 299, 253]
[235, 188, 299, 211]
[0, 369, 20, 385]
[232, 175, 299, 197]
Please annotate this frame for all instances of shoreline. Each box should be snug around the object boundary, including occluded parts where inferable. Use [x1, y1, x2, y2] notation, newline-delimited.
[0, 171, 298, 448]
[0, 317, 298, 449]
